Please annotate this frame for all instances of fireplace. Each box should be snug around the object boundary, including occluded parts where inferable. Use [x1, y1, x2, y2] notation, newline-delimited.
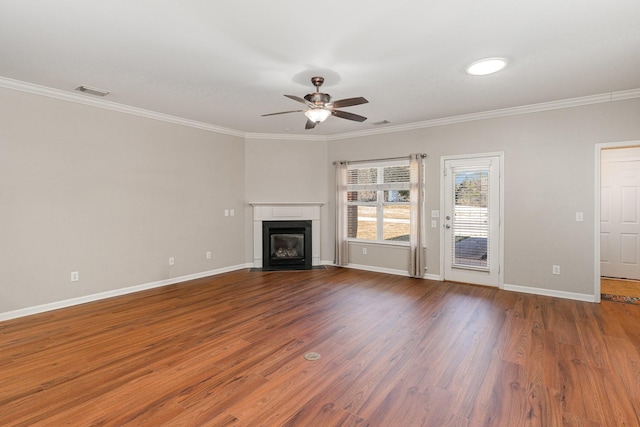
[250, 202, 322, 268]
[262, 220, 312, 270]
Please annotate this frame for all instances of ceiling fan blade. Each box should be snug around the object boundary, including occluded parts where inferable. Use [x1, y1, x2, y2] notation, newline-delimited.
[261, 110, 303, 117]
[331, 97, 368, 109]
[284, 94, 310, 105]
[332, 110, 367, 122]
[305, 119, 317, 130]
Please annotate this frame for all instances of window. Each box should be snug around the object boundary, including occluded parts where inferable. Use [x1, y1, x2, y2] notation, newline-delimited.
[452, 169, 489, 269]
[346, 160, 411, 243]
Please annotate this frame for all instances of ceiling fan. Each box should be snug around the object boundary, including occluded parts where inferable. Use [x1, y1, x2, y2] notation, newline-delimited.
[262, 77, 368, 129]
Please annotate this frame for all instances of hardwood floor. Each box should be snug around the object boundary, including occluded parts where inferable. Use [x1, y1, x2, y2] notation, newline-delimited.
[601, 277, 640, 299]
[2, 267, 640, 426]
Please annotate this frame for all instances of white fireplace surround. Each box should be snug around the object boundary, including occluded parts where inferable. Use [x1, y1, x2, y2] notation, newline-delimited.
[250, 202, 323, 268]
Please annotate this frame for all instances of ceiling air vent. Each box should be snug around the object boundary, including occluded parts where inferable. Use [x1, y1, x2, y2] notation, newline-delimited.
[371, 120, 390, 126]
[74, 85, 110, 97]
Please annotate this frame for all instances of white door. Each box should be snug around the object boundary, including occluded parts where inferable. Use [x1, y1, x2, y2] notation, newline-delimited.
[442, 155, 502, 287]
[601, 147, 640, 280]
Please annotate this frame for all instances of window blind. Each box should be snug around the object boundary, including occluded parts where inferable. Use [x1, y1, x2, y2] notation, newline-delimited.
[451, 167, 490, 269]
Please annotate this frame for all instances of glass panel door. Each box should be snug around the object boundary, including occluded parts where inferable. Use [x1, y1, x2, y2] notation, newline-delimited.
[443, 155, 502, 287]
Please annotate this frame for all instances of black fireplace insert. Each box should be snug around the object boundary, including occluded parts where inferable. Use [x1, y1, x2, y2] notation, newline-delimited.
[262, 220, 312, 270]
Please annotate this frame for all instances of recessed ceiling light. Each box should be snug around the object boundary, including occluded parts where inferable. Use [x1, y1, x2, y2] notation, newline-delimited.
[466, 58, 508, 76]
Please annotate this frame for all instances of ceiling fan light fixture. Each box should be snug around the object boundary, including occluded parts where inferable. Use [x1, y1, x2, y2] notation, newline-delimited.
[466, 58, 508, 76]
[304, 108, 331, 123]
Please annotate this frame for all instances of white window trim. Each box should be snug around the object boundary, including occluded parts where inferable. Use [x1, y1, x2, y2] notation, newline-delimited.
[346, 159, 411, 246]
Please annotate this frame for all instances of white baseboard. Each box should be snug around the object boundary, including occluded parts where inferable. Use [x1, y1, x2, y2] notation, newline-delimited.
[344, 263, 410, 277]
[2, 265, 598, 323]
[325, 261, 443, 282]
[503, 283, 596, 303]
[0, 263, 253, 322]
[333, 265, 595, 302]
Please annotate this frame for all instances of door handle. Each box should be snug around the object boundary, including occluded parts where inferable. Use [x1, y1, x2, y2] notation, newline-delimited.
[445, 224, 451, 229]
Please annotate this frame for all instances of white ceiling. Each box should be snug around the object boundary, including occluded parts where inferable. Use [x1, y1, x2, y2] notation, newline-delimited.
[1, 1, 639, 136]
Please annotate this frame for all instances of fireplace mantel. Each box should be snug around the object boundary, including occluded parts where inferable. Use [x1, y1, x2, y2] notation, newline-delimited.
[250, 202, 323, 268]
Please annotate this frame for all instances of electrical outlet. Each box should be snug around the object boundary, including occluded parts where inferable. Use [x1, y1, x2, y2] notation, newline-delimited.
[230, 209, 235, 216]
[431, 220, 437, 228]
[552, 265, 560, 275]
[362, 248, 367, 255]
[169, 257, 175, 266]
[70, 271, 79, 282]
[206, 251, 212, 259]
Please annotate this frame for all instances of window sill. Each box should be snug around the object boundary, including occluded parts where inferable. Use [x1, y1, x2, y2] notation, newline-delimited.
[347, 239, 410, 248]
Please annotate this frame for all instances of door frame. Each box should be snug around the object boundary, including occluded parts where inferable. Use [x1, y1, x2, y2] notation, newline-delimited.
[440, 152, 504, 288]
[594, 140, 640, 303]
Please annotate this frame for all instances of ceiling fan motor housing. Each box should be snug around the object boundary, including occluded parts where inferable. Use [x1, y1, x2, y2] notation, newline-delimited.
[304, 92, 331, 105]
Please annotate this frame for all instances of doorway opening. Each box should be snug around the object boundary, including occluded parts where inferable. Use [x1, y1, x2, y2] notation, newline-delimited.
[596, 141, 640, 303]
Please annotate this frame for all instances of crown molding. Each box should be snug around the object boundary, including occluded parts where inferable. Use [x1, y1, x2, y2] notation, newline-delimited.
[0, 76, 245, 138]
[611, 88, 640, 101]
[2, 76, 638, 141]
[327, 88, 640, 141]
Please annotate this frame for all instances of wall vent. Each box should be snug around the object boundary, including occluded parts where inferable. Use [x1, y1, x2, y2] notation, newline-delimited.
[371, 120, 390, 126]
[74, 85, 110, 97]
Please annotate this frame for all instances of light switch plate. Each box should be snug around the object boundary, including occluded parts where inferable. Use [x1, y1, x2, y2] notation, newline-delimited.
[576, 212, 584, 222]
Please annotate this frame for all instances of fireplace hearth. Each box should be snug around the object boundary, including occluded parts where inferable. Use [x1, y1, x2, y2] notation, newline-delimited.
[262, 220, 312, 270]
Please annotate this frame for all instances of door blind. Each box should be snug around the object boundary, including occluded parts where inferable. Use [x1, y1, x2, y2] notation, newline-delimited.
[452, 167, 490, 269]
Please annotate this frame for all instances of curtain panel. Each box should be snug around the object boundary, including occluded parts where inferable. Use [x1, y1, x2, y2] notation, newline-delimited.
[334, 161, 349, 266]
[409, 154, 426, 277]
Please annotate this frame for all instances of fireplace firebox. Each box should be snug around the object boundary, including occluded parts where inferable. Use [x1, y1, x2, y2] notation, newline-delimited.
[262, 220, 312, 270]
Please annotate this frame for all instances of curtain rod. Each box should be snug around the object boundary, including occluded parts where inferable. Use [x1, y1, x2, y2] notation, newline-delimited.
[332, 153, 427, 165]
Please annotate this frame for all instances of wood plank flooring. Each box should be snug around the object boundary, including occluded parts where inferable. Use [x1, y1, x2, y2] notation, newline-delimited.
[2, 267, 640, 426]
[601, 277, 640, 299]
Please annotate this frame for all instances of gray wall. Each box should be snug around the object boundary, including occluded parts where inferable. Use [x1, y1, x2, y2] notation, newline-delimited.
[2, 84, 639, 316]
[0, 88, 246, 314]
[326, 99, 640, 296]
